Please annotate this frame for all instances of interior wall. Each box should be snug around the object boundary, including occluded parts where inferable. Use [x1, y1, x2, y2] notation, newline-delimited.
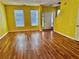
[5, 5, 56, 32]
[54, 0, 79, 39]
[0, 3, 8, 37]
[42, 6, 56, 12]
[5, 5, 41, 32]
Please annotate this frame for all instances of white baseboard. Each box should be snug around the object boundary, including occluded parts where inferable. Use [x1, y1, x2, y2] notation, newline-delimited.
[54, 31, 77, 41]
[0, 32, 8, 39]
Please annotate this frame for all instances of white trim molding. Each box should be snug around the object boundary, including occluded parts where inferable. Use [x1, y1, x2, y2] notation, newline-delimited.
[0, 32, 8, 39]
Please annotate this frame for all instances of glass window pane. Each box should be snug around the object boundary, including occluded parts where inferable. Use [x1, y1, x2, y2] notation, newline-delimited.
[30, 10, 38, 26]
[14, 10, 24, 27]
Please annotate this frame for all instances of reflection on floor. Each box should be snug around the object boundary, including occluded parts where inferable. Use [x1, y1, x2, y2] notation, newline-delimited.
[0, 31, 79, 59]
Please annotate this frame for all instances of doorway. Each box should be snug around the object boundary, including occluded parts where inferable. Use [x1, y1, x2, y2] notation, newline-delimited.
[42, 12, 55, 30]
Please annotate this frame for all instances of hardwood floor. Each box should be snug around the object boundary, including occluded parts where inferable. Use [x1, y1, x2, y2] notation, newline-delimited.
[0, 31, 79, 59]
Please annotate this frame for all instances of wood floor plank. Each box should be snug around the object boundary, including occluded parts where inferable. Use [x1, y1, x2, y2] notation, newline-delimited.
[0, 31, 79, 59]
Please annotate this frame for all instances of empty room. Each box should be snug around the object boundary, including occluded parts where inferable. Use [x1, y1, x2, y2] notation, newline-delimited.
[0, 0, 79, 59]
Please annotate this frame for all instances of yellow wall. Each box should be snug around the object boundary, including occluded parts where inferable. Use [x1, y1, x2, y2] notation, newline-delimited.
[42, 6, 56, 12]
[5, 5, 41, 32]
[5, 5, 56, 32]
[54, 0, 79, 39]
[0, 3, 8, 37]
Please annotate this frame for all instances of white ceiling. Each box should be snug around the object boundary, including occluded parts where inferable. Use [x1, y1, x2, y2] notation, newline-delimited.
[0, 0, 60, 6]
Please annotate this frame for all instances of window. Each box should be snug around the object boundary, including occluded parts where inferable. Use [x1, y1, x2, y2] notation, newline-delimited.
[14, 10, 24, 27]
[30, 10, 38, 26]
